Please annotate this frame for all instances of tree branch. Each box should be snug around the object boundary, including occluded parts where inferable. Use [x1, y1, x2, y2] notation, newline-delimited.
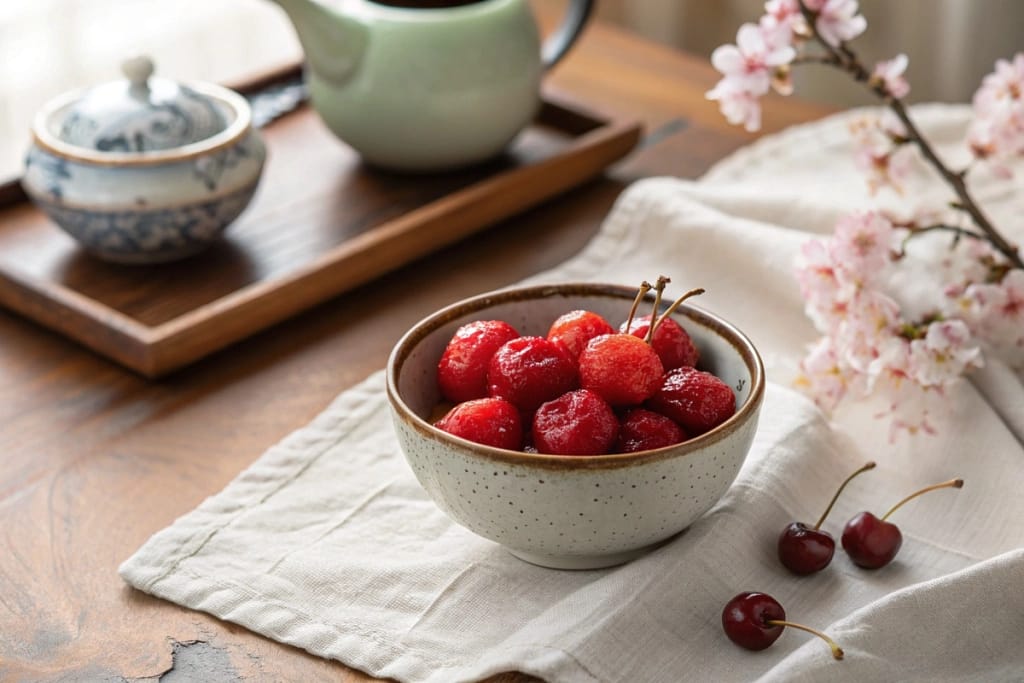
[795, 0, 1023, 269]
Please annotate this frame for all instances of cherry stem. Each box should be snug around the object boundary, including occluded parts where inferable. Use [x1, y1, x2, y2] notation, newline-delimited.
[881, 478, 964, 522]
[624, 281, 652, 332]
[651, 287, 706, 337]
[644, 276, 670, 343]
[813, 461, 876, 530]
[765, 620, 844, 660]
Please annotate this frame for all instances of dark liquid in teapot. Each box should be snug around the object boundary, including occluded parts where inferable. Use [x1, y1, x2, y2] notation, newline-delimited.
[369, 0, 485, 7]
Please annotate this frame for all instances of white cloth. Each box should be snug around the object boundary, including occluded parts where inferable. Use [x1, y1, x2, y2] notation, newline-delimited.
[120, 105, 1024, 682]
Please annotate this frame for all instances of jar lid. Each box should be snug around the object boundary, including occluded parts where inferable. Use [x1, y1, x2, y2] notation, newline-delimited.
[56, 56, 230, 152]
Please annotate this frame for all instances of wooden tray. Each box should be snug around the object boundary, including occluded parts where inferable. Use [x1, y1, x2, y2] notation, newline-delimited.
[0, 66, 641, 377]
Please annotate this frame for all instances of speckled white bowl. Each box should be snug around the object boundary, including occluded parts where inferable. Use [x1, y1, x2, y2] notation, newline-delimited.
[386, 283, 764, 570]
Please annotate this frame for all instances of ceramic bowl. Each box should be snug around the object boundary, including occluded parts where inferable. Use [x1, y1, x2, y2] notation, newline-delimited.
[386, 282, 765, 570]
[22, 60, 265, 264]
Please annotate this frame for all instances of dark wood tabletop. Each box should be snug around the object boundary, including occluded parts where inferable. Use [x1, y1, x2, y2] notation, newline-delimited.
[0, 9, 831, 682]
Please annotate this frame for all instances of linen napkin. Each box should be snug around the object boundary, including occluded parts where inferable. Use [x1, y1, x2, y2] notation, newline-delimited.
[121, 105, 1024, 682]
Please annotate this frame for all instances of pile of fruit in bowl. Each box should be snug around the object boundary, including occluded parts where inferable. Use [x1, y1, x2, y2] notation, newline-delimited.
[433, 277, 737, 455]
[386, 280, 765, 570]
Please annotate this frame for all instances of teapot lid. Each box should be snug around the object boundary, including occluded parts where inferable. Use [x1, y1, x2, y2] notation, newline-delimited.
[57, 56, 230, 152]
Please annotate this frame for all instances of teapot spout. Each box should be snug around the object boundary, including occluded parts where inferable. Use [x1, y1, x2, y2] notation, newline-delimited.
[269, 0, 367, 85]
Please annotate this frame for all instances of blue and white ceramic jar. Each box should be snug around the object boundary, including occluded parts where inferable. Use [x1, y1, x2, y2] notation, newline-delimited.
[22, 57, 265, 264]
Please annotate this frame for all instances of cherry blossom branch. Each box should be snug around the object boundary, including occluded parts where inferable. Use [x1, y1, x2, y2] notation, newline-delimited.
[796, 1, 1023, 269]
[895, 224, 987, 257]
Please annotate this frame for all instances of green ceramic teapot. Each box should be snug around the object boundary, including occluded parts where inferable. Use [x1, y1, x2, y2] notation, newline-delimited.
[270, 0, 593, 171]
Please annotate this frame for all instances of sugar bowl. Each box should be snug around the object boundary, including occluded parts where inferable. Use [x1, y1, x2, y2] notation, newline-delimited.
[22, 57, 265, 264]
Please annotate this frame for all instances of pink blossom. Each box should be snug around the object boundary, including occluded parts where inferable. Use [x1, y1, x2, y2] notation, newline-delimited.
[937, 238, 998, 296]
[882, 381, 942, 439]
[707, 22, 796, 131]
[764, 0, 801, 23]
[795, 239, 848, 333]
[705, 81, 763, 132]
[761, 0, 808, 39]
[839, 289, 902, 372]
[849, 115, 915, 193]
[829, 211, 897, 287]
[908, 319, 983, 386]
[967, 53, 1024, 169]
[797, 337, 849, 411]
[879, 110, 908, 139]
[862, 338, 949, 439]
[866, 335, 912, 390]
[960, 269, 1024, 367]
[812, 0, 867, 47]
[871, 54, 910, 99]
[710, 23, 796, 95]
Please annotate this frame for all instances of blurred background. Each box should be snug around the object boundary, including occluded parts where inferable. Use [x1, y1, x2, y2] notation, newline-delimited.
[1, 0, 1020, 181]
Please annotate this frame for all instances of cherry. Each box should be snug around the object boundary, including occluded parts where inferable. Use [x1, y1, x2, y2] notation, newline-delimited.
[777, 461, 876, 575]
[437, 320, 520, 403]
[532, 389, 618, 455]
[548, 309, 615, 360]
[646, 366, 736, 436]
[842, 478, 964, 569]
[621, 314, 700, 370]
[578, 280, 666, 407]
[619, 286, 704, 369]
[434, 397, 523, 450]
[487, 336, 577, 413]
[615, 408, 687, 453]
[722, 592, 844, 660]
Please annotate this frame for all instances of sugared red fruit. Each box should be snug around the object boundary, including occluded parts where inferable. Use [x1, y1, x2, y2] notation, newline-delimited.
[620, 314, 700, 370]
[532, 389, 618, 455]
[647, 366, 736, 435]
[578, 334, 664, 406]
[437, 320, 520, 403]
[434, 398, 522, 450]
[548, 310, 615, 360]
[487, 336, 578, 412]
[616, 408, 687, 453]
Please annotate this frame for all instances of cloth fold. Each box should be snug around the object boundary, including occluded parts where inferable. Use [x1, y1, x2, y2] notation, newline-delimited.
[121, 105, 1024, 682]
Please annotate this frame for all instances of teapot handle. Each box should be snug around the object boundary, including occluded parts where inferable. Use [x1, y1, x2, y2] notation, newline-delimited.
[540, 0, 595, 70]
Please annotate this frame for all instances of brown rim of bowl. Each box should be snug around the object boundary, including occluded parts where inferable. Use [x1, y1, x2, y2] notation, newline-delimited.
[31, 81, 252, 167]
[386, 282, 766, 471]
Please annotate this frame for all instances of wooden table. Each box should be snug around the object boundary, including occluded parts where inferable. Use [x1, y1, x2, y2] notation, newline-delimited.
[0, 12, 830, 683]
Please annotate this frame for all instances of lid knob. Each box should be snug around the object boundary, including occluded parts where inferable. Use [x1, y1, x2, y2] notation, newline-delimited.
[122, 55, 155, 90]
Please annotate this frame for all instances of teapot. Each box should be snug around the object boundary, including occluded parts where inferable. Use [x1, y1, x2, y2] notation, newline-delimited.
[269, 0, 593, 171]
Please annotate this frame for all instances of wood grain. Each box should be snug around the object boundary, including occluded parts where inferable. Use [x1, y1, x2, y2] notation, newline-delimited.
[0, 94, 639, 378]
[0, 7, 831, 682]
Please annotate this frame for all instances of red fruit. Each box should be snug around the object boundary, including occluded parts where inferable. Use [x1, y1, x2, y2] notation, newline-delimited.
[777, 462, 876, 575]
[616, 408, 687, 453]
[721, 592, 786, 651]
[487, 336, 578, 412]
[841, 478, 963, 570]
[840, 512, 902, 570]
[434, 398, 522, 450]
[647, 366, 736, 435]
[722, 592, 844, 660]
[578, 334, 664, 407]
[548, 310, 615, 360]
[437, 320, 520, 403]
[778, 523, 836, 576]
[532, 389, 618, 455]
[620, 314, 699, 370]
